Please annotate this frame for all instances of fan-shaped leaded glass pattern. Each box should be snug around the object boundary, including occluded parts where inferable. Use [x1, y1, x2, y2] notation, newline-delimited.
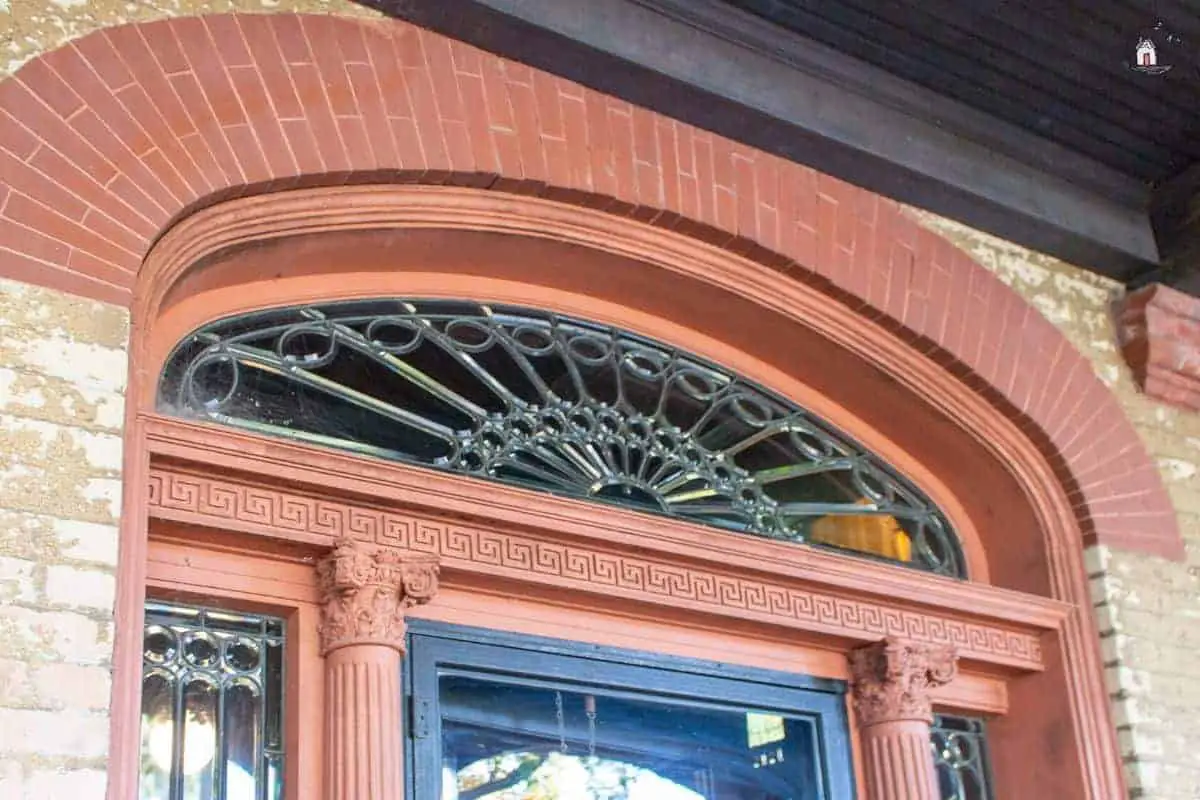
[158, 299, 965, 577]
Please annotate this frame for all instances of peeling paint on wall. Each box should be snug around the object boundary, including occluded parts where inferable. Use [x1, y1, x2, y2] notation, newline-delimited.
[0, 0, 380, 78]
[909, 207, 1200, 800]
[0, 277, 128, 793]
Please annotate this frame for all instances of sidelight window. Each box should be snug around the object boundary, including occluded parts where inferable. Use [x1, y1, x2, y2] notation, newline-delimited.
[139, 602, 285, 800]
[933, 714, 995, 800]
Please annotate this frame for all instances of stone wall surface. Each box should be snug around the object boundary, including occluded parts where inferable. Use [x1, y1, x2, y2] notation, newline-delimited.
[0, 3, 1195, 799]
[0, 277, 128, 799]
[911, 209, 1200, 800]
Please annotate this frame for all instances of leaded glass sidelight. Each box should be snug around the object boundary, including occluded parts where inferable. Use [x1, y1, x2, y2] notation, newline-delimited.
[159, 299, 965, 577]
[932, 715, 994, 800]
[139, 602, 285, 800]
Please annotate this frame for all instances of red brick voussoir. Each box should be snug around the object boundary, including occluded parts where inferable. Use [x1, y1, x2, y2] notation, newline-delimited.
[0, 12, 1179, 558]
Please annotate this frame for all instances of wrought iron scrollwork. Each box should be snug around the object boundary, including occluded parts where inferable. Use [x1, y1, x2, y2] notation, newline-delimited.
[159, 299, 965, 577]
[932, 714, 994, 800]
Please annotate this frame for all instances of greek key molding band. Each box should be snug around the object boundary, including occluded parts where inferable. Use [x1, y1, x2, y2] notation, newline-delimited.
[148, 467, 1046, 671]
[316, 537, 440, 655]
[849, 638, 960, 800]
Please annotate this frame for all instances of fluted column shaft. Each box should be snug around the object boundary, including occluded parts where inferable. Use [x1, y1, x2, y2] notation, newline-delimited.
[325, 645, 404, 800]
[849, 638, 958, 800]
[859, 719, 941, 800]
[317, 538, 439, 800]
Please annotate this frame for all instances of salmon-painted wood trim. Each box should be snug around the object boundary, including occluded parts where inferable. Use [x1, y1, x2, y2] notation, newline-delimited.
[145, 412, 1056, 630]
[143, 456, 1053, 673]
[126, 185, 1124, 799]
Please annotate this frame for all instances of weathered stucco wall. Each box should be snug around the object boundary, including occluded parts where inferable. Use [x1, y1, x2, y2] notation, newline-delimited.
[0, 0, 378, 80]
[912, 208, 1200, 800]
[0, 277, 128, 798]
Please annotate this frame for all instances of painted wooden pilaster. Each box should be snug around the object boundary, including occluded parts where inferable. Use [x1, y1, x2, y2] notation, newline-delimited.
[849, 638, 958, 800]
[317, 538, 439, 800]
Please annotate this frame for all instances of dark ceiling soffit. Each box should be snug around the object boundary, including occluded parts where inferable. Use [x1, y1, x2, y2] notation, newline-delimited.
[1152, 162, 1200, 292]
[377, 0, 1161, 282]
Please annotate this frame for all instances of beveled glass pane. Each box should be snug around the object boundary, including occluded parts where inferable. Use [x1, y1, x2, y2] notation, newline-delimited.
[440, 674, 825, 799]
[180, 677, 219, 800]
[264, 640, 284, 750]
[144, 625, 178, 666]
[224, 679, 261, 800]
[159, 300, 966, 577]
[225, 638, 261, 673]
[265, 754, 284, 800]
[183, 632, 220, 668]
[139, 671, 174, 800]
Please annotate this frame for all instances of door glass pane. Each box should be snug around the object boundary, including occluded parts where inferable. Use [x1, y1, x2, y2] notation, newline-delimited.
[439, 673, 825, 800]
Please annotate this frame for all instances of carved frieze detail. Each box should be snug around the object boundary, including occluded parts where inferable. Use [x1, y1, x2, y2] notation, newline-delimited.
[849, 637, 959, 726]
[316, 537, 439, 655]
[148, 469, 1044, 669]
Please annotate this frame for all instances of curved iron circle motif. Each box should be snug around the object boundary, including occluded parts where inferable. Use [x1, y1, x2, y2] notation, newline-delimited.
[158, 300, 965, 578]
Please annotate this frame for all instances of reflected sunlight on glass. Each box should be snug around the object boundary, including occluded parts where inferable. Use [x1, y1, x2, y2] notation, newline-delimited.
[439, 674, 824, 800]
[447, 752, 706, 800]
[138, 603, 285, 800]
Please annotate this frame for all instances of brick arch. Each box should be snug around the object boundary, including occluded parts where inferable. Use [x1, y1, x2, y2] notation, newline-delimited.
[0, 12, 1178, 557]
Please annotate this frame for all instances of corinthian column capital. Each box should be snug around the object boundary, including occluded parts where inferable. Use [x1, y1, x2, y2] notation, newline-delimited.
[849, 637, 958, 727]
[316, 537, 440, 655]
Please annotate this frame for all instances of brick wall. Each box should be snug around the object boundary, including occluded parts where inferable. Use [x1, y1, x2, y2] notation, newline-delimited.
[0, 277, 128, 798]
[911, 208, 1200, 799]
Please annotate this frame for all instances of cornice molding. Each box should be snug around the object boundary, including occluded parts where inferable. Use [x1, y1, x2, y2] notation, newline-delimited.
[148, 465, 1045, 671]
[144, 421, 1056, 673]
[143, 414, 1070, 632]
[1115, 282, 1200, 411]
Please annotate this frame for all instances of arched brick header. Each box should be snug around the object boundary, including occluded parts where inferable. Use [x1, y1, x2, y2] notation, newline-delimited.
[0, 13, 1179, 558]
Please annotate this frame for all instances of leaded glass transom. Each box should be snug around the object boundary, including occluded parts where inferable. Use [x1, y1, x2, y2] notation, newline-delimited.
[159, 299, 965, 577]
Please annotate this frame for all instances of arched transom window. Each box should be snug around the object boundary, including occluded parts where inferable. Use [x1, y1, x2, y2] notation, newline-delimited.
[159, 299, 965, 578]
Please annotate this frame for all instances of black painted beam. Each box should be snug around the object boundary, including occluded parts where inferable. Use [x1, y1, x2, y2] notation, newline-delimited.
[1150, 163, 1200, 293]
[378, 0, 1162, 282]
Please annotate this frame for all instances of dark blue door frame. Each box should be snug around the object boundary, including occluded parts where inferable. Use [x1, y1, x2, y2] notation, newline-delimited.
[404, 620, 856, 799]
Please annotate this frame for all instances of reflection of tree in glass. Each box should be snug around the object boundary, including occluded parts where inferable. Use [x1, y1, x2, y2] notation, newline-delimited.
[458, 753, 545, 799]
[455, 752, 704, 800]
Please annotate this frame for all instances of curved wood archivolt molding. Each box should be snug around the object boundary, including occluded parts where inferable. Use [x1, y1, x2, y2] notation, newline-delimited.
[135, 184, 1124, 796]
[0, 11, 1174, 559]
